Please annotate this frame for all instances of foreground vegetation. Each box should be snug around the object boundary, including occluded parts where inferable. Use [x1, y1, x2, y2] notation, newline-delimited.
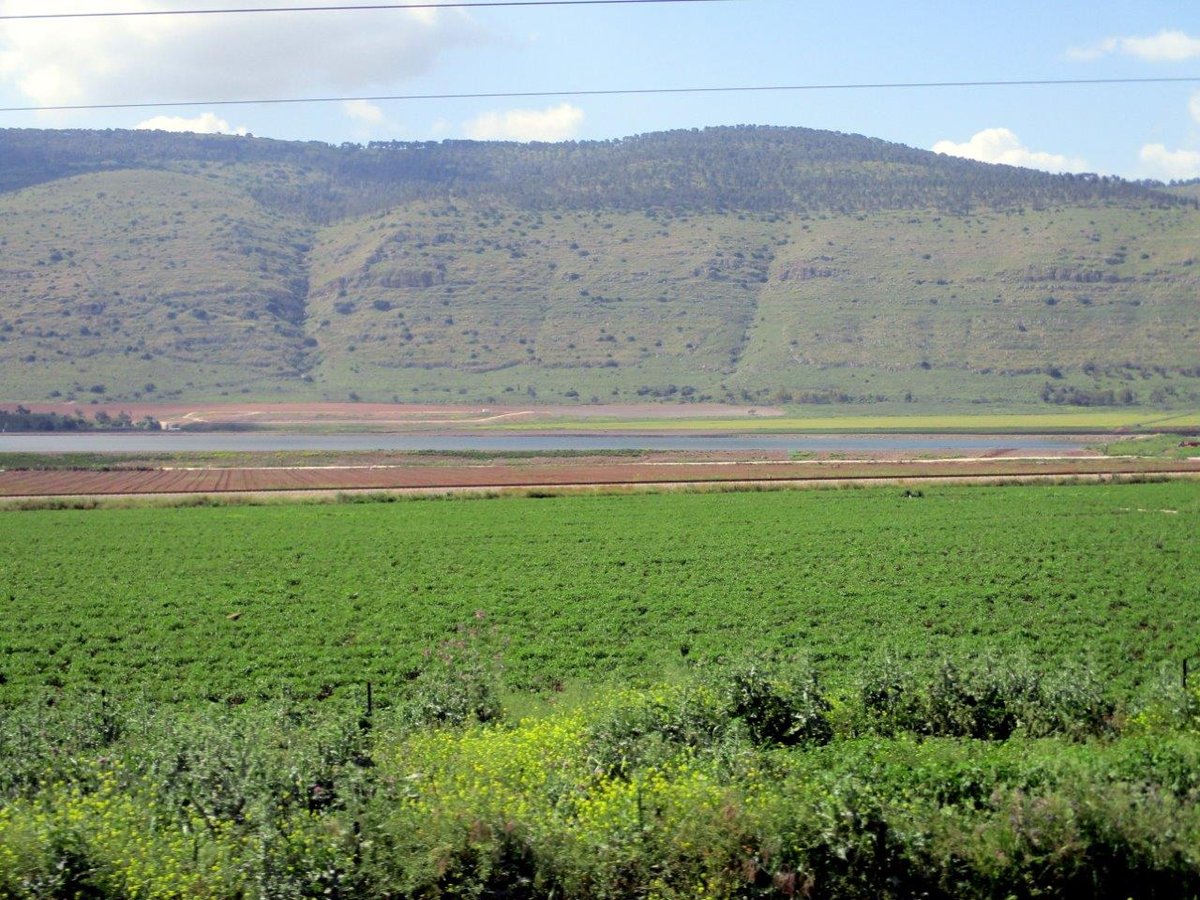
[2, 482, 1198, 896]
[2, 657, 1200, 898]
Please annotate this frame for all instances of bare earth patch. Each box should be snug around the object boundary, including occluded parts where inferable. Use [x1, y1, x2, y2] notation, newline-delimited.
[13, 402, 785, 430]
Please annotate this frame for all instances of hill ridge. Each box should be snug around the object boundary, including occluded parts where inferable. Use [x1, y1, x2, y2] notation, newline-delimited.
[1, 124, 1188, 221]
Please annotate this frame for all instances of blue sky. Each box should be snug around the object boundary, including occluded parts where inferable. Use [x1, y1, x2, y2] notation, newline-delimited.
[2, 0, 1200, 178]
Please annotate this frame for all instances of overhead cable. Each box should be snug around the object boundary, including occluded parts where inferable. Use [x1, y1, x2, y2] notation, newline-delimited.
[0, 0, 736, 21]
[2, 76, 1199, 115]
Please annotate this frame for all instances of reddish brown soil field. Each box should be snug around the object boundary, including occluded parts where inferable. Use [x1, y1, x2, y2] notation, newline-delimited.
[1, 458, 1195, 498]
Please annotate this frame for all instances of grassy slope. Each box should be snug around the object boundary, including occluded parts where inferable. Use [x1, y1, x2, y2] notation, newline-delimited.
[305, 200, 1200, 408]
[305, 203, 772, 402]
[1, 165, 1198, 409]
[0, 169, 314, 401]
[739, 206, 1200, 404]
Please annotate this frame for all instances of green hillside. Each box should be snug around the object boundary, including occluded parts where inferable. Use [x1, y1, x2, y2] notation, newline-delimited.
[0, 126, 1197, 408]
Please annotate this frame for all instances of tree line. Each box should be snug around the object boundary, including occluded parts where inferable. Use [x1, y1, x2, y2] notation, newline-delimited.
[0, 406, 160, 431]
[1, 126, 1191, 224]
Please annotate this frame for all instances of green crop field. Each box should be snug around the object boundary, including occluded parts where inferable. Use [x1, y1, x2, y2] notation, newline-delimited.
[495, 408, 1200, 433]
[3, 481, 1198, 705]
[4, 482, 1200, 898]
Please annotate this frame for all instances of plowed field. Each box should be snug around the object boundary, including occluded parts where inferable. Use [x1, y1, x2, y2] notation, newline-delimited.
[1, 457, 1197, 497]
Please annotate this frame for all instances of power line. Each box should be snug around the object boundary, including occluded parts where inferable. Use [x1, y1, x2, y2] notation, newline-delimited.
[2, 76, 1198, 115]
[0, 0, 735, 21]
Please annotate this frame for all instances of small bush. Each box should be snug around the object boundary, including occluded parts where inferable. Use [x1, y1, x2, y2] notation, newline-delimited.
[716, 662, 833, 746]
[586, 684, 730, 778]
[399, 621, 504, 729]
[860, 658, 1114, 740]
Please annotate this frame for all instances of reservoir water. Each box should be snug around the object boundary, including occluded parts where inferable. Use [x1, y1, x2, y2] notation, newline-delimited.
[0, 432, 1087, 454]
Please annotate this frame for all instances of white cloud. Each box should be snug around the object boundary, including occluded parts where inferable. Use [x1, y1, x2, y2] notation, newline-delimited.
[1066, 38, 1118, 62]
[464, 103, 584, 142]
[931, 128, 1089, 174]
[343, 100, 385, 125]
[1139, 143, 1200, 180]
[135, 112, 247, 135]
[0, 0, 482, 109]
[341, 99, 400, 140]
[1069, 29, 1200, 62]
[1122, 30, 1200, 61]
[1190, 92, 1200, 124]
